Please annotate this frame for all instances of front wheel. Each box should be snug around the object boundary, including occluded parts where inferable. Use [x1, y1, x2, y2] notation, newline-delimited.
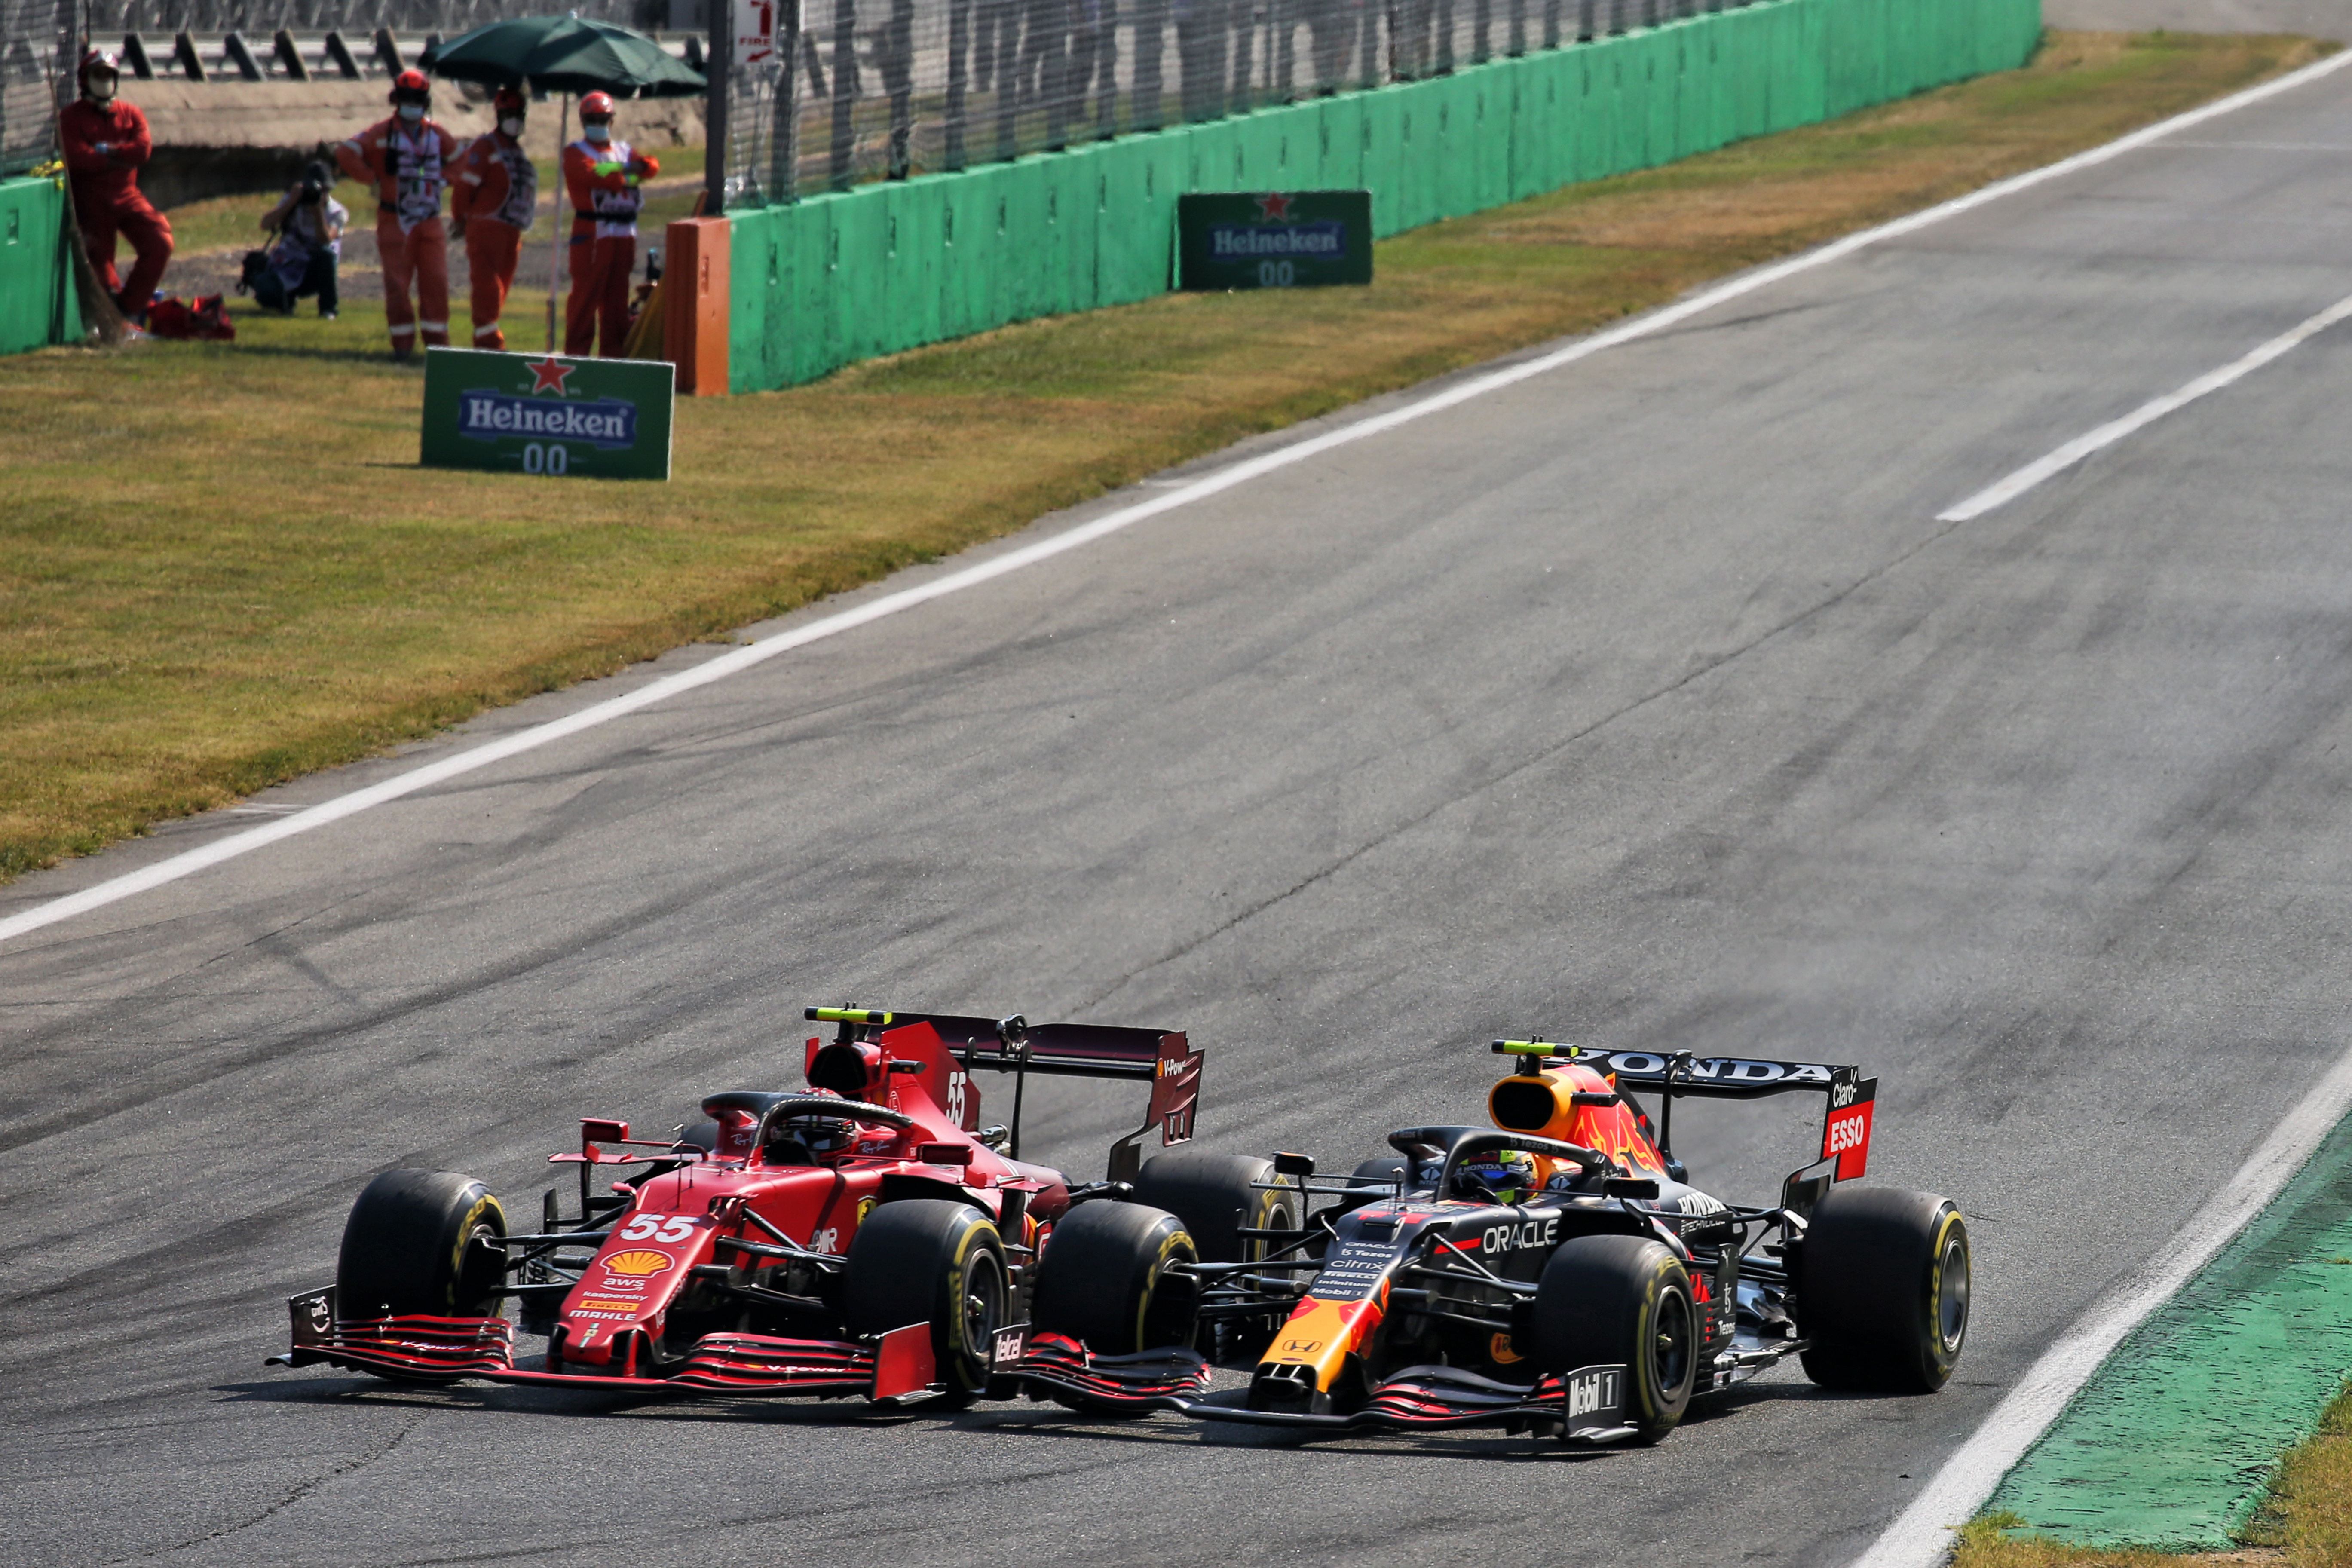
[1030, 1200, 1198, 1356]
[336, 1169, 508, 1323]
[1797, 1186, 1969, 1393]
[335, 1169, 508, 1384]
[841, 1199, 1007, 1405]
[1528, 1234, 1697, 1444]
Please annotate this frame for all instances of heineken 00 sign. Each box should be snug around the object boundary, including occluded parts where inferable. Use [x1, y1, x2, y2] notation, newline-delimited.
[420, 348, 674, 481]
[1176, 191, 1374, 291]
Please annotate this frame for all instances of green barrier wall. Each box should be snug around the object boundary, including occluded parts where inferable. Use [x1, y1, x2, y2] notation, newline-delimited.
[729, 0, 2040, 392]
[0, 174, 78, 359]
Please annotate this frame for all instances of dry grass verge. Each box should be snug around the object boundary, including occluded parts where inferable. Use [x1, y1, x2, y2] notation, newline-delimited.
[0, 28, 2331, 880]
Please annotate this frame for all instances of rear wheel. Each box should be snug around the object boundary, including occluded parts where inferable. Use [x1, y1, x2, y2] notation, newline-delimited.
[1133, 1150, 1297, 1360]
[1529, 1233, 1697, 1444]
[1030, 1200, 1198, 1356]
[842, 1199, 1007, 1405]
[1133, 1150, 1298, 1260]
[1797, 1186, 1969, 1393]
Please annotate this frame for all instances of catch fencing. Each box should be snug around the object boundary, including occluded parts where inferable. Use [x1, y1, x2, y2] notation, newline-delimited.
[726, 0, 2044, 389]
[715, 0, 1743, 206]
[79, 0, 664, 37]
[1, 0, 71, 175]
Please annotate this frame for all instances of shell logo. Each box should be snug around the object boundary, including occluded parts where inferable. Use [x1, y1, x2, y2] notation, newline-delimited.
[603, 1249, 674, 1277]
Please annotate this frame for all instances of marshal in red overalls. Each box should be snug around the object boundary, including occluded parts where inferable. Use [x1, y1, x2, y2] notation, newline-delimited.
[337, 70, 457, 359]
[450, 87, 536, 353]
[57, 51, 173, 318]
[560, 92, 659, 358]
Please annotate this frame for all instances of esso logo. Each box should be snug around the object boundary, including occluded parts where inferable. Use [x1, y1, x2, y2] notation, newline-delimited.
[1827, 1114, 1868, 1155]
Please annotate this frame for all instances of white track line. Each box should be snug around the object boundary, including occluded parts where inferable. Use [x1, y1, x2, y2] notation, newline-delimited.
[1853, 1043, 2352, 1568]
[1939, 289, 2352, 522]
[6, 44, 2352, 954]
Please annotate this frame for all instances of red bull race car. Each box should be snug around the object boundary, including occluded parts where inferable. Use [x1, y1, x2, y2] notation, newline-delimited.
[270, 1006, 1301, 1404]
[1011, 1038, 1971, 1445]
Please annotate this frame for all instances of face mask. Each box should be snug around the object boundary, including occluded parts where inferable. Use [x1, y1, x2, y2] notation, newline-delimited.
[87, 75, 118, 102]
[500, 116, 524, 138]
[582, 122, 610, 144]
[397, 101, 424, 122]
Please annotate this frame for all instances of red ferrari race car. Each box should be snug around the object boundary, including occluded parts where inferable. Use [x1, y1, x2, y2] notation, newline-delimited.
[1009, 1038, 1971, 1446]
[270, 1006, 1299, 1404]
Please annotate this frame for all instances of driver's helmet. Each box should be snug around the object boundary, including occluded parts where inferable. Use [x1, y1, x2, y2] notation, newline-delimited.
[779, 1103, 857, 1157]
[1458, 1148, 1538, 1204]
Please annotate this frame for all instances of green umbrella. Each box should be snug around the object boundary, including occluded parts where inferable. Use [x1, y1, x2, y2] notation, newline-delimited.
[422, 13, 706, 98]
[423, 15, 704, 352]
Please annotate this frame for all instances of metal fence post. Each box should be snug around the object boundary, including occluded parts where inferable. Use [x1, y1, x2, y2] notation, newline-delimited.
[827, 0, 854, 188]
[704, 0, 730, 212]
[772, 0, 802, 199]
[944, 0, 968, 167]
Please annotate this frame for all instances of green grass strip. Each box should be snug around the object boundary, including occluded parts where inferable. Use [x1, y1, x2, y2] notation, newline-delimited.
[1985, 1112, 2352, 1550]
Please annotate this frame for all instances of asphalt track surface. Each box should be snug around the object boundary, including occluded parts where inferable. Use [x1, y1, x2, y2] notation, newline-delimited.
[10, 49, 2352, 1568]
[2045, 0, 2352, 41]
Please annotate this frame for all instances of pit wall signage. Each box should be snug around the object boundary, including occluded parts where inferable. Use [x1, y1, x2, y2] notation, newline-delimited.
[1176, 191, 1375, 292]
[420, 348, 674, 481]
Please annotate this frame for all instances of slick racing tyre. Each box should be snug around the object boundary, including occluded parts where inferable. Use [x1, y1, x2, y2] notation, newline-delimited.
[1339, 1155, 1412, 1213]
[1530, 1234, 1698, 1445]
[1797, 1186, 1969, 1393]
[1133, 1151, 1299, 1262]
[842, 1198, 1007, 1406]
[1134, 1151, 1298, 1360]
[336, 1170, 508, 1378]
[1030, 1200, 1199, 1357]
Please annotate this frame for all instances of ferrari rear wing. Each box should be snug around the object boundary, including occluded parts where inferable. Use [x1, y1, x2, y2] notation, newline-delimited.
[818, 1008, 1187, 1083]
[807, 1008, 1200, 1180]
[1492, 1040, 1878, 1191]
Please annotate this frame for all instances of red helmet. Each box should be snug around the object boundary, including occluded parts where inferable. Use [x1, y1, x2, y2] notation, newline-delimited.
[579, 90, 616, 119]
[389, 68, 430, 104]
[78, 49, 120, 91]
[493, 86, 527, 115]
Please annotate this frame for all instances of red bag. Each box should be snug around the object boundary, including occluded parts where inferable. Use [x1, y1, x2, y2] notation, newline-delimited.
[144, 294, 237, 342]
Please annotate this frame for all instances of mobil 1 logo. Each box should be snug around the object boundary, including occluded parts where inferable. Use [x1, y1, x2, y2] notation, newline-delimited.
[1177, 191, 1375, 292]
[419, 348, 674, 481]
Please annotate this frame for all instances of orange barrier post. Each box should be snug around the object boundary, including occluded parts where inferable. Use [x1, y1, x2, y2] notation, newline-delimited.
[663, 215, 730, 396]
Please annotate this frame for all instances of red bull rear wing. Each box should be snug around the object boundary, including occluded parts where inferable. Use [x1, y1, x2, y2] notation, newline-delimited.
[1493, 1041, 1878, 1189]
